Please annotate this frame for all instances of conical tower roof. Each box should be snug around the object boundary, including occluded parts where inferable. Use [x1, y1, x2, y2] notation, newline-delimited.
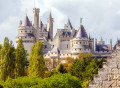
[76, 25, 88, 38]
[23, 16, 32, 26]
[66, 19, 73, 29]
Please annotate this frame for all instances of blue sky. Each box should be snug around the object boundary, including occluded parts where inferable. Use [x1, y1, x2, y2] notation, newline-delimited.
[0, 0, 120, 47]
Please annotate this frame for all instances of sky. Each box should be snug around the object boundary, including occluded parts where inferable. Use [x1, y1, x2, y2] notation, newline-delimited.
[0, 0, 120, 47]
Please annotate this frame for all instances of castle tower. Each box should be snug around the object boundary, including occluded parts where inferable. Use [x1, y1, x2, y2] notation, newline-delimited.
[16, 15, 35, 58]
[33, 8, 40, 41]
[47, 12, 54, 40]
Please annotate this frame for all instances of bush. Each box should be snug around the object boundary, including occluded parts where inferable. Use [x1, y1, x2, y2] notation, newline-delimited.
[0, 74, 82, 88]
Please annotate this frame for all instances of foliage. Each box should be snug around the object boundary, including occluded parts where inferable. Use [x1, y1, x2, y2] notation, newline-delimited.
[0, 37, 15, 81]
[71, 53, 105, 87]
[65, 57, 74, 63]
[56, 63, 67, 73]
[28, 41, 46, 78]
[44, 71, 51, 78]
[66, 63, 72, 73]
[0, 74, 82, 88]
[50, 68, 57, 75]
[15, 38, 27, 77]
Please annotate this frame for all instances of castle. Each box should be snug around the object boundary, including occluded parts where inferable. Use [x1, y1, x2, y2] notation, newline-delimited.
[16, 7, 113, 70]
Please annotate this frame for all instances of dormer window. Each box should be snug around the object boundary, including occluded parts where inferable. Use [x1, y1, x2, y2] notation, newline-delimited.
[25, 30, 27, 32]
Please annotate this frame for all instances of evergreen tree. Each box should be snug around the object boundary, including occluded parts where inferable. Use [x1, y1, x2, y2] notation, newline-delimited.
[28, 41, 46, 78]
[0, 37, 15, 81]
[15, 38, 26, 77]
[56, 63, 66, 73]
[8, 41, 15, 78]
[70, 59, 82, 78]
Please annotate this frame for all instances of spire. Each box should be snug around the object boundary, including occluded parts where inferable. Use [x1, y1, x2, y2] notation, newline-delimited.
[101, 37, 103, 41]
[49, 11, 52, 18]
[24, 16, 32, 26]
[19, 20, 22, 26]
[26, 8, 27, 16]
[80, 18, 83, 26]
[76, 25, 88, 38]
[64, 18, 73, 29]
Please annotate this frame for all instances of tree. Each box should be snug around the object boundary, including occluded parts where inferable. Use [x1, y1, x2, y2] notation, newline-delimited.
[0, 37, 15, 81]
[7, 41, 15, 78]
[56, 63, 66, 73]
[70, 59, 83, 79]
[15, 38, 26, 77]
[0, 44, 2, 49]
[28, 41, 46, 78]
[0, 74, 82, 88]
[65, 57, 74, 63]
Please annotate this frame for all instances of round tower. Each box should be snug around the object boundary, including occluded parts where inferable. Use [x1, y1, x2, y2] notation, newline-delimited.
[71, 24, 90, 58]
[16, 16, 35, 58]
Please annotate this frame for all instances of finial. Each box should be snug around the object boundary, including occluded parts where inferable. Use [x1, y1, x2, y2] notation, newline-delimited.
[80, 18, 83, 25]
[26, 8, 27, 16]
[101, 37, 103, 41]
[20, 20, 22, 26]
[49, 11, 52, 18]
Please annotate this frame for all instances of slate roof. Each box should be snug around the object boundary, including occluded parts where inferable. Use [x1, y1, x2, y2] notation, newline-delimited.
[23, 16, 32, 26]
[43, 51, 48, 54]
[17, 33, 34, 37]
[113, 39, 120, 50]
[62, 31, 71, 37]
[72, 45, 89, 49]
[96, 45, 110, 51]
[76, 25, 88, 38]
[50, 47, 60, 53]
[64, 19, 73, 29]
[117, 40, 120, 44]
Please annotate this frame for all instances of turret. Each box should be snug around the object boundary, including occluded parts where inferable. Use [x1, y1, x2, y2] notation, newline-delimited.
[47, 12, 54, 40]
[33, 8, 40, 41]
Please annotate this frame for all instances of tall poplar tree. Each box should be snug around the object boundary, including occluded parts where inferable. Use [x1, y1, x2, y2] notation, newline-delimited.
[28, 41, 46, 78]
[15, 38, 26, 77]
[0, 37, 15, 81]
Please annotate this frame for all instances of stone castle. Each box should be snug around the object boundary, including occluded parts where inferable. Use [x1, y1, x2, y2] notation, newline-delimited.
[16, 7, 113, 69]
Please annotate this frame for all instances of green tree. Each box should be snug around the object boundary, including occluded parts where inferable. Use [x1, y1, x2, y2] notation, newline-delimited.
[15, 38, 26, 77]
[0, 44, 2, 49]
[28, 41, 46, 78]
[70, 59, 82, 78]
[56, 63, 66, 73]
[0, 74, 82, 88]
[0, 37, 15, 81]
[7, 41, 15, 78]
[65, 57, 74, 63]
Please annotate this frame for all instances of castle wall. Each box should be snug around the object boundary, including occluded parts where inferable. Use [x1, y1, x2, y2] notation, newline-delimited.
[60, 40, 70, 50]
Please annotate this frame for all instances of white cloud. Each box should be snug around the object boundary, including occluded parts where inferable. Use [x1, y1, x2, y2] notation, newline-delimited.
[0, 0, 120, 46]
